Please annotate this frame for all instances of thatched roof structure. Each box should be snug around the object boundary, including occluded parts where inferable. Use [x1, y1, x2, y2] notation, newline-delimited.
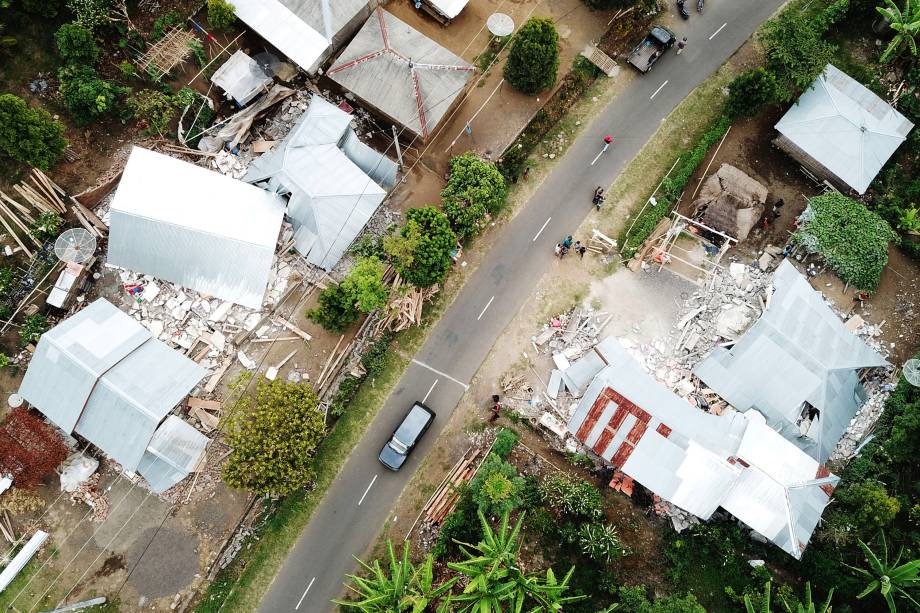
[693, 164, 767, 241]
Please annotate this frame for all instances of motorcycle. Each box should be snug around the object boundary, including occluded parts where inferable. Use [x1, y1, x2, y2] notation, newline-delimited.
[697, 0, 704, 12]
[592, 187, 605, 210]
[677, 0, 690, 19]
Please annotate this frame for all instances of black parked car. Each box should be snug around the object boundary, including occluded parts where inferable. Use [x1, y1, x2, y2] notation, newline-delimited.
[378, 402, 436, 471]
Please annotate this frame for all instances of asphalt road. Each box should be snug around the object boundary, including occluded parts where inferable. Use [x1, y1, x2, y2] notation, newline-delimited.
[260, 2, 787, 610]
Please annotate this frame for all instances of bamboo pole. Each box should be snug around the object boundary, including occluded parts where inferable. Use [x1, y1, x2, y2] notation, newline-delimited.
[0, 202, 38, 250]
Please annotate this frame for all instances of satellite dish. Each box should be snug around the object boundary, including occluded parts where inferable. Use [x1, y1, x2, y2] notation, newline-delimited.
[904, 359, 920, 387]
[487, 13, 515, 38]
[54, 228, 96, 264]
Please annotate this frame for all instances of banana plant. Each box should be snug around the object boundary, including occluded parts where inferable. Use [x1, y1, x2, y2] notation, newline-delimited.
[877, 0, 920, 62]
[846, 532, 920, 612]
[744, 582, 833, 613]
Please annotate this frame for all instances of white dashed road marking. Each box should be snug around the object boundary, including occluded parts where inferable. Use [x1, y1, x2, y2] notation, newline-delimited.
[533, 217, 552, 242]
[709, 23, 728, 40]
[650, 80, 668, 100]
[477, 296, 495, 321]
[295, 577, 316, 610]
[423, 379, 438, 403]
[358, 475, 377, 506]
[411, 359, 470, 390]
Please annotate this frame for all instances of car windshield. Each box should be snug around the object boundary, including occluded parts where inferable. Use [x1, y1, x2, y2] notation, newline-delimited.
[389, 438, 409, 454]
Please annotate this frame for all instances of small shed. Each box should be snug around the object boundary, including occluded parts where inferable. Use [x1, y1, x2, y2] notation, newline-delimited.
[774, 64, 914, 194]
[107, 147, 286, 309]
[18, 298, 208, 492]
[211, 50, 273, 105]
[417, 0, 472, 24]
[247, 96, 397, 270]
[692, 164, 768, 242]
[231, 0, 371, 75]
[328, 8, 476, 141]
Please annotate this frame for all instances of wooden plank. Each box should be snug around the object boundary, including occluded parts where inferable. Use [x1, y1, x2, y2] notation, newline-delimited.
[188, 397, 223, 411]
[204, 358, 232, 394]
[275, 316, 312, 341]
[191, 406, 220, 432]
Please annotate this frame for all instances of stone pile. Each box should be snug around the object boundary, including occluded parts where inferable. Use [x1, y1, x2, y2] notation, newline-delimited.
[652, 495, 699, 533]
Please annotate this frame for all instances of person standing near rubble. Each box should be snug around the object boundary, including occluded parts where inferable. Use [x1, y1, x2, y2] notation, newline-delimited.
[489, 394, 502, 423]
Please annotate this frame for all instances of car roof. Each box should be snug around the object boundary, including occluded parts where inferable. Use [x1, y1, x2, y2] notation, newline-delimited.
[394, 403, 434, 442]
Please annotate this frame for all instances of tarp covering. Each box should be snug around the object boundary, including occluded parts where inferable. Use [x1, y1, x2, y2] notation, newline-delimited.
[694, 260, 888, 461]
[107, 147, 286, 309]
[246, 96, 396, 270]
[568, 337, 838, 559]
[775, 64, 913, 194]
[693, 164, 767, 241]
[19, 299, 206, 476]
[327, 8, 475, 140]
[211, 50, 273, 105]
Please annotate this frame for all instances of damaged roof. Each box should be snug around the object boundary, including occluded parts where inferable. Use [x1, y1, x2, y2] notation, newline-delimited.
[19, 299, 207, 491]
[211, 50, 273, 105]
[568, 337, 838, 559]
[694, 260, 887, 461]
[327, 8, 475, 140]
[246, 96, 397, 270]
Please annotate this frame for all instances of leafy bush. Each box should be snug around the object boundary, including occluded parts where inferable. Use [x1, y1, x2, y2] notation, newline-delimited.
[492, 428, 519, 459]
[307, 283, 359, 333]
[223, 377, 325, 497]
[443, 153, 507, 216]
[0, 353, 9, 369]
[151, 10, 183, 40]
[58, 64, 121, 126]
[67, 0, 114, 31]
[578, 523, 624, 563]
[54, 23, 99, 64]
[0, 266, 16, 298]
[793, 193, 897, 290]
[30, 212, 61, 243]
[0, 94, 66, 170]
[540, 473, 603, 520]
[208, 0, 236, 32]
[328, 375, 360, 419]
[349, 233, 386, 259]
[617, 585, 707, 613]
[470, 453, 524, 517]
[384, 207, 456, 288]
[118, 60, 135, 79]
[127, 89, 175, 135]
[432, 484, 482, 559]
[761, 8, 837, 100]
[836, 481, 901, 530]
[360, 332, 393, 378]
[504, 17, 560, 95]
[341, 256, 388, 313]
[19, 313, 48, 347]
[726, 68, 780, 118]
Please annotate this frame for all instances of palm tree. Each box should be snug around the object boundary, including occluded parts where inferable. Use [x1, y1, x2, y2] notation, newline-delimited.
[846, 532, 920, 612]
[334, 540, 456, 612]
[877, 0, 920, 63]
[745, 582, 833, 613]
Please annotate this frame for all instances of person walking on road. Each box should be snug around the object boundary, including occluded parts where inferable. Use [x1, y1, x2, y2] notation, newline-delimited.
[676, 37, 687, 55]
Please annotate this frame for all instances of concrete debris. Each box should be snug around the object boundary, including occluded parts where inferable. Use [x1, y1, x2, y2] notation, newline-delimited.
[652, 494, 699, 532]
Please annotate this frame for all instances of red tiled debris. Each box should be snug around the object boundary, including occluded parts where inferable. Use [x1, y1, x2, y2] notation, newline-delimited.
[656, 423, 672, 438]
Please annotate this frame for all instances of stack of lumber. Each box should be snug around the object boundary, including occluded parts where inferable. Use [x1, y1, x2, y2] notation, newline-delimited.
[424, 448, 482, 525]
[376, 274, 439, 333]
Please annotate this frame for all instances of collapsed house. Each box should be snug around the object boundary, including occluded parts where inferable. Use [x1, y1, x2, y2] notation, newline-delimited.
[107, 146, 287, 309]
[246, 96, 398, 270]
[567, 337, 838, 559]
[691, 164, 767, 242]
[18, 298, 209, 493]
[327, 7, 476, 141]
[693, 260, 888, 462]
[231, 0, 372, 75]
[774, 64, 914, 194]
[210, 50, 273, 106]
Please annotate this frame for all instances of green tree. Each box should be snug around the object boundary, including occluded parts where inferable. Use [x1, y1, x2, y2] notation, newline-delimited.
[207, 0, 236, 31]
[618, 585, 706, 613]
[877, 0, 920, 63]
[761, 10, 836, 100]
[504, 17, 559, 95]
[341, 256, 388, 313]
[838, 481, 901, 530]
[470, 453, 524, 517]
[441, 153, 507, 240]
[54, 23, 98, 64]
[222, 377, 325, 497]
[384, 207, 456, 288]
[0, 94, 66, 170]
[127, 89, 175, 135]
[58, 64, 120, 126]
[582, 0, 636, 8]
[307, 283, 358, 332]
[334, 540, 455, 612]
[726, 68, 780, 118]
[492, 428, 518, 459]
[846, 533, 920, 612]
[540, 473, 604, 520]
[67, 0, 114, 31]
[30, 212, 62, 243]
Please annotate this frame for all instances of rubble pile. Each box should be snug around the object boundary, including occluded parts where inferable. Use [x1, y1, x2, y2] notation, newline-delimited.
[69, 474, 109, 522]
[160, 441, 232, 506]
[652, 495, 699, 533]
[830, 387, 891, 462]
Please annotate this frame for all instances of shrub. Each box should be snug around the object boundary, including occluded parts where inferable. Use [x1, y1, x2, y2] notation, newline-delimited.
[19, 313, 48, 347]
[793, 193, 897, 290]
[443, 153, 507, 216]
[726, 68, 780, 118]
[761, 9, 836, 100]
[384, 207, 456, 288]
[432, 484, 481, 559]
[54, 23, 99, 64]
[360, 332, 393, 378]
[520, 475, 542, 510]
[0, 353, 9, 369]
[30, 212, 61, 243]
[58, 64, 121, 126]
[504, 17, 560, 95]
[307, 283, 359, 333]
[0, 266, 15, 298]
[617, 585, 707, 613]
[540, 473, 603, 520]
[208, 0, 236, 32]
[341, 256, 388, 313]
[127, 89, 175, 135]
[578, 523, 625, 563]
[151, 10, 184, 40]
[67, 0, 114, 31]
[837, 481, 901, 530]
[492, 428, 519, 459]
[470, 453, 524, 517]
[328, 375, 360, 419]
[0, 95, 66, 170]
[223, 377, 325, 497]
[118, 60, 135, 79]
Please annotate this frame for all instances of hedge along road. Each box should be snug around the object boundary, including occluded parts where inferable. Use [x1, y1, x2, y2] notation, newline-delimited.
[261, 1, 786, 610]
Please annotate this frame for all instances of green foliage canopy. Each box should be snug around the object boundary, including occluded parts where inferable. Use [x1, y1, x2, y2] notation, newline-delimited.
[58, 64, 121, 126]
[384, 207, 456, 288]
[726, 68, 780, 118]
[307, 256, 388, 332]
[470, 453, 524, 517]
[876, 0, 920, 63]
[19, 313, 48, 348]
[441, 153, 507, 240]
[539, 473, 603, 520]
[0, 94, 66, 170]
[761, 9, 836, 100]
[504, 17, 560, 95]
[67, 0, 114, 31]
[208, 0, 236, 32]
[30, 212, 62, 243]
[54, 23, 99, 64]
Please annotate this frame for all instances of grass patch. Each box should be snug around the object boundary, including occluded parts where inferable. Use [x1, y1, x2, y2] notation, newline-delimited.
[0, 555, 68, 611]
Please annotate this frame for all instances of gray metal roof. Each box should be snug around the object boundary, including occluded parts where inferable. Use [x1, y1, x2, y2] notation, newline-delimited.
[137, 416, 208, 493]
[694, 260, 887, 461]
[775, 64, 913, 194]
[327, 8, 475, 140]
[568, 337, 838, 559]
[107, 147, 286, 309]
[211, 50, 273, 105]
[246, 96, 396, 270]
[19, 299, 206, 473]
[280, 0, 371, 47]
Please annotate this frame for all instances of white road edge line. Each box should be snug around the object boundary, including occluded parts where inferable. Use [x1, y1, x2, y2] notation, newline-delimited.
[532, 217, 552, 242]
[358, 475, 378, 506]
[423, 379, 439, 403]
[709, 22, 728, 40]
[295, 577, 316, 610]
[477, 296, 495, 321]
[650, 80, 668, 100]
[411, 359, 470, 390]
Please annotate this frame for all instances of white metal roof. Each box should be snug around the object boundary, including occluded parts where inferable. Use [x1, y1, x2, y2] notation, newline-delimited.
[775, 64, 913, 194]
[211, 50, 273, 105]
[108, 147, 286, 308]
[231, 0, 331, 74]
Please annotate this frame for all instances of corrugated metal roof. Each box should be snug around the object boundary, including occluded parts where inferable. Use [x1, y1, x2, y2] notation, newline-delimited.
[246, 96, 394, 270]
[694, 260, 887, 461]
[775, 64, 913, 194]
[107, 147, 286, 309]
[211, 50, 273, 105]
[137, 416, 208, 493]
[19, 299, 206, 473]
[327, 8, 475, 140]
[567, 336, 837, 559]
